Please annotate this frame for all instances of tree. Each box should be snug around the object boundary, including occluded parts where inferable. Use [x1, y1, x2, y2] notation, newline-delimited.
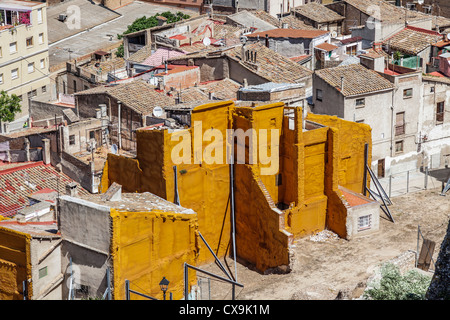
[363, 263, 432, 300]
[115, 11, 190, 58]
[0, 90, 21, 123]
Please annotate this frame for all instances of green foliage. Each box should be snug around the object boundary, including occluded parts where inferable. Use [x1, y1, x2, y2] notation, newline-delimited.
[115, 44, 125, 58]
[393, 51, 403, 65]
[0, 90, 21, 122]
[363, 263, 432, 300]
[115, 11, 190, 58]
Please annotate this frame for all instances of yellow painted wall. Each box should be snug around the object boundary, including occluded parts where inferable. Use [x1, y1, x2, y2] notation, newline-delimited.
[110, 209, 199, 300]
[306, 113, 372, 193]
[0, 226, 32, 300]
[234, 164, 291, 271]
[101, 101, 372, 273]
[104, 101, 235, 264]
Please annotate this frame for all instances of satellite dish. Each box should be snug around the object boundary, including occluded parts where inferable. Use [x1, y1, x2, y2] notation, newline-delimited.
[447, 33, 450, 41]
[203, 37, 211, 46]
[153, 106, 163, 117]
[330, 31, 338, 38]
[111, 144, 118, 154]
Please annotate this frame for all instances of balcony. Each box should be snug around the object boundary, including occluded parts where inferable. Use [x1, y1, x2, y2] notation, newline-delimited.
[0, 9, 31, 28]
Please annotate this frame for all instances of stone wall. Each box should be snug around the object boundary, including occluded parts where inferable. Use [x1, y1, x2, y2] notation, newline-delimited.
[426, 220, 450, 300]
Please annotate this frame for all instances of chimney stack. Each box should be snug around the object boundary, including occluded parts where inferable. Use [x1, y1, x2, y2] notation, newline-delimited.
[341, 76, 344, 93]
[65, 182, 78, 197]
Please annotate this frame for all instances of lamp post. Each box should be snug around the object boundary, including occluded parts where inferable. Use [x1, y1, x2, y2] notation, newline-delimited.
[159, 277, 170, 300]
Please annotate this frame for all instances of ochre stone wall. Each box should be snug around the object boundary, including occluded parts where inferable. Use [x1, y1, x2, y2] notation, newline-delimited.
[101, 101, 372, 273]
[110, 209, 199, 300]
[0, 227, 32, 300]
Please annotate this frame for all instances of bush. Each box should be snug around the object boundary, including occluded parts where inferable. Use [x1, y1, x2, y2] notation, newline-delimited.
[363, 263, 432, 300]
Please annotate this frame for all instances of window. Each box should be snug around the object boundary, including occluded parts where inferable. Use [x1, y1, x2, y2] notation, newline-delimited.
[430, 86, 435, 93]
[436, 102, 444, 123]
[355, 98, 365, 108]
[40, 59, 45, 69]
[316, 89, 323, 101]
[39, 33, 44, 44]
[358, 215, 371, 231]
[28, 62, 35, 73]
[42, 85, 46, 93]
[73, 80, 77, 93]
[37, 8, 43, 24]
[395, 112, 405, 136]
[0, 47, 2, 57]
[346, 44, 357, 56]
[9, 42, 17, 54]
[0, 74, 3, 84]
[403, 88, 413, 98]
[395, 140, 404, 153]
[89, 131, 95, 140]
[11, 68, 18, 80]
[69, 135, 76, 145]
[39, 266, 47, 279]
[27, 90, 37, 99]
[26, 37, 33, 47]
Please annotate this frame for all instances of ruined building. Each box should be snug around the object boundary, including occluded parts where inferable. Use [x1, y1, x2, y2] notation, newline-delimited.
[99, 100, 379, 297]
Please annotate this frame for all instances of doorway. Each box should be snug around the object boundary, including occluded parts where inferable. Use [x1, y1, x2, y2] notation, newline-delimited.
[377, 159, 385, 178]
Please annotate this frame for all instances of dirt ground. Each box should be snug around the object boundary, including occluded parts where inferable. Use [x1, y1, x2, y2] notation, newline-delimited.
[199, 187, 450, 300]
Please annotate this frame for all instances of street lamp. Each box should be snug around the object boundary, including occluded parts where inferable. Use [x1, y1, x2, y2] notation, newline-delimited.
[159, 277, 170, 300]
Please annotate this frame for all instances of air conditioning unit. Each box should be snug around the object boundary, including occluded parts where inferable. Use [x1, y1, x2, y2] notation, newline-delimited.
[58, 14, 67, 22]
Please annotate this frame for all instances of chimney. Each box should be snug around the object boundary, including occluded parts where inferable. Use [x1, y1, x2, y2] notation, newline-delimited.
[164, 60, 168, 73]
[156, 15, 167, 26]
[209, 92, 215, 100]
[65, 182, 78, 197]
[42, 138, 50, 165]
[243, 78, 248, 88]
[340, 76, 344, 93]
[100, 182, 122, 202]
[282, 23, 289, 29]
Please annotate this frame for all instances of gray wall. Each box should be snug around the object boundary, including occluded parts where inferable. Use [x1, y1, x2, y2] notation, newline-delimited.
[59, 196, 111, 299]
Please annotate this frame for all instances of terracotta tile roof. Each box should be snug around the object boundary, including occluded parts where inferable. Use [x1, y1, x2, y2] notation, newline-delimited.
[383, 26, 442, 55]
[340, 36, 362, 45]
[178, 78, 241, 103]
[339, 186, 373, 207]
[167, 42, 313, 83]
[315, 64, 394, 97]
[141, 48, 186, 67]
[227, 42, 313, 83]
[290, 54, 312, 63]
[423, 74, 450, 85]
[251, 10, 317, 30]
[246, 28, 328, 39]
[340, 0, 430, 23]
[0, 221, 60, 238]
[315, 42, 338, 52]
[293, 2, 345, 23]
[178, 87, 208, 103]
[75, 80, 176, 115]
[198, 78, 241, 101]
[0, 162, 88, 217]
[127, 45, 153, 63]
[434, 16, 450, 28]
